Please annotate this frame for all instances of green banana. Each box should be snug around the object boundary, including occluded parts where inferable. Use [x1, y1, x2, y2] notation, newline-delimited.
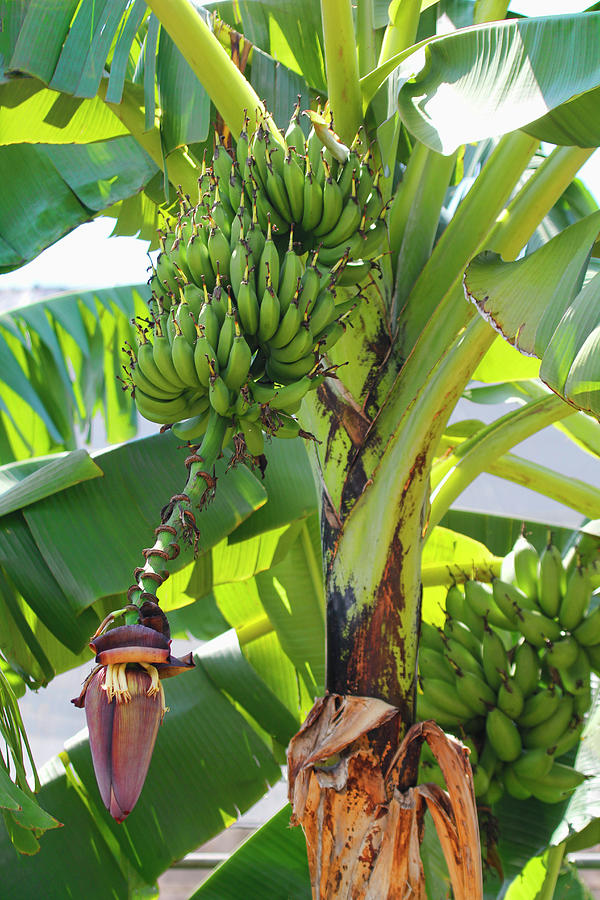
[420, 677, 474, 720]
[198, 295, 220, 350]
[235, 116, 250, 171]
[187, 232, 215, 291]
[301, 157, 324, 233]
[421, 621, 446, 654]
[258, 279, 281, 344]
[266, 352, 316, 384]
[278, 228, 303, 313]
[175, 300, 197, 345]
[265, 146, 293, 221]
[520, 762, 586, 803]
[512, 747, 554, 780]
[270, 324, 315, 363]
[240, 417, 265, 456]
[543, 635, 579, 670]
[208, 226, 232, 284]
[443, 618, 482, 661]
[223, 331, 252, 392]
[171, 325, 202, 388]
[502, 766, 532, 800]
[512, 640, 540, 697]
[309, 285, 338, 336]
[193, 330, 216, 387]
[492, 578, 534, 624]
[585, 642, 600, 673]
[572, 604, 600, 646]
[217, 302, 236, 369]
[135, 388, 205, 425]
[283, 148, 305, 224]
[517, 686, 561, 729]
[417, 693, 463, 728]
[313, 163, 344, 237]
[284, 100, 306, 154]
[298, 254, 323, 316]
[208, 372, 233, 416]
[320, 176, 362, 248]
[559, 646, 591, 695]
[129, 362, 180, 400]
[482, 624, 509, 691]
[445, 638, 484, 677]
[537, 536, 564, 617]
[271, 413, 301, 438]
[418, 646, 455, 684]
[184, 283, 204, 317]
[517, 607, 561, 647]
[455, 669, 496, 716]
[512, 534, 540, 600]
[497, 676, 524, 719]
[257, 220, 280, 299]
[213, 137, 234, 186]
[445, 585, 465, 621]
[486, 708, 522, 762]
[559, 564, 591, 631]
[236, 269, 260, 335]
[553, 718, 584, 756]
[268, 297, 302, 349]
[147, 333, 186, 391]
[523, 695, 574, 749]
[464, 579, 514, 631]
[171, 408, 211, 442]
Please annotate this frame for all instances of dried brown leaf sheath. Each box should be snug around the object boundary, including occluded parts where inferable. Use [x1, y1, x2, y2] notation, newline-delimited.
[288, 695, 482, 900]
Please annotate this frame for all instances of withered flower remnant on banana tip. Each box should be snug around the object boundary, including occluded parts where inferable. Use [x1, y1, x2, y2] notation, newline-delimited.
[72, 620, 194, 823]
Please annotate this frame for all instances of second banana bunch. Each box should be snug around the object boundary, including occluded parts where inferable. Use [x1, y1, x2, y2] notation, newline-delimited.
[123, 102, 388, 460]
[418, 534, 598, 806]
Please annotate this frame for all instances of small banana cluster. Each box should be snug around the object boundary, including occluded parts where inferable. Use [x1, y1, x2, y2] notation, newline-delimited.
[418, 535, 598, 806]
[123, 103, 388, 458]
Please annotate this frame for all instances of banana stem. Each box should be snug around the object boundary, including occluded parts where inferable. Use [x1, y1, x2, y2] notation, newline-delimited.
[125, 413, 228, 620]
[377, 0, 421, 68]
[145, 0, 280, 143]
[427, 394, 574, 535]
[355, 0, 377, 78]
[320, 0, 363, 144]
[539, 843, 566, 900]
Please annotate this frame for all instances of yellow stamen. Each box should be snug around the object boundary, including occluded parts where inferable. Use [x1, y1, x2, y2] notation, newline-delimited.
[159, 681, 168, 724]
[115, 663, 131, 703]
[102, 664, 120, 702]
[140, 662, 160, 696]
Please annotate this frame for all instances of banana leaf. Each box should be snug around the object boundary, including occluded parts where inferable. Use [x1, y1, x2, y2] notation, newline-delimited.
[465, 212, 600, 418]
[362, 13, 600, 154]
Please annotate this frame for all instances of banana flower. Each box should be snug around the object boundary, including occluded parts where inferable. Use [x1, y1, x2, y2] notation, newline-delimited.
[72, 621, 194, 823]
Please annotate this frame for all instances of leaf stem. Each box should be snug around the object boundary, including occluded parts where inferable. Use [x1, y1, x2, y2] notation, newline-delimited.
[377, 0, 421, 68]
[355, 0, 377, 78]
[539, 843, 566, 900]
[320, 0, 362, 143]
[145, 0, 279, 142]
[427, 394, 574, 534]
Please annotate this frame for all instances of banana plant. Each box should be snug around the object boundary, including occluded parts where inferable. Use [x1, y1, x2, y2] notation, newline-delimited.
[2, 0, 600, 897]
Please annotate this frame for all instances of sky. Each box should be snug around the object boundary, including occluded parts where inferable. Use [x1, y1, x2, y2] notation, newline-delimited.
[0, 0, 597, 294]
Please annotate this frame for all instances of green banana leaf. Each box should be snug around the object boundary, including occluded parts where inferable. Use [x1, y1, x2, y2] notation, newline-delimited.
[0, 284, 149, 460]
[0, 139, 157, 272]
[0, 632, 291, 885]
[362, 13, 600, 154]
[0, 79, 128, 144]
[465, 212, 600, 418]
[193, 804, 311, 899]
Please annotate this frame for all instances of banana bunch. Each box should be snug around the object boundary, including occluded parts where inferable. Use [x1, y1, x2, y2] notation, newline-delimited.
[417, 534, 597, 807]
[124, 103, 389, 461]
